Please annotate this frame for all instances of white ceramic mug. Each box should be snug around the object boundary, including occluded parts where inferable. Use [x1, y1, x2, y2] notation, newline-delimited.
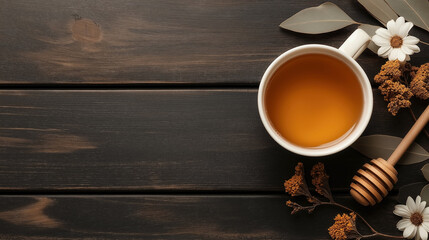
[258, 29, 373, 157]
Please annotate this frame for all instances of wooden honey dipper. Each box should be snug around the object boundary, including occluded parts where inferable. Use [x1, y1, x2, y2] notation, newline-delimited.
[351, 105, 429, 206]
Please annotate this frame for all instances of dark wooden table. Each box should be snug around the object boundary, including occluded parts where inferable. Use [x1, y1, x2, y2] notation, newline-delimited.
[0, 1, 428, 239]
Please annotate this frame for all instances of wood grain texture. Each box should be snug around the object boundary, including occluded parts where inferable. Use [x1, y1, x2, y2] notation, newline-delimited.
[0, 90, 427, 191]
[0, 195, 403, 239]
[0, 0, 427, 84]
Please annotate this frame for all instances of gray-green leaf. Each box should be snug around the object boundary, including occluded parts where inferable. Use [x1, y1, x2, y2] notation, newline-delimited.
[421, 184, 429, 202]
[385, 0, 429, 32]
[352, 134, 429, 165]
[358, 0, 398, 26]
[422, 164, 429, 182]
[398, 182, 427, 203]
[358, 24, 382, 54]
[279, 2, 357, 34]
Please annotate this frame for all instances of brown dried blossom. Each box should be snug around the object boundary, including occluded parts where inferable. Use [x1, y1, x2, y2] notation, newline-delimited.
[374, 60, 428, 116]
[284, 163, 403, 240]
[410, 63, 429, 100]
[374, 60, 402, 84]
[284, 163, 320, 214]
[380, 80, 413, 116]
[375, 60, 414, 115]
[284, 162, 310, 197]
[328, 213, 359, 240]
[311, 162, 333, 202]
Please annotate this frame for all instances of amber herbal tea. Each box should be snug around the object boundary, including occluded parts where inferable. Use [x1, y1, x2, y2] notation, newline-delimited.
[264, 53, 364, 148]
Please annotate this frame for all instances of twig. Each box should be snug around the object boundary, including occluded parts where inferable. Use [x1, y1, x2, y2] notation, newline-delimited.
[285, 162, 405, 239]
[361, 232, 404, 239]
[327, 202, 376, 233]
[420, 40, 429, 46]
[319, 202, 403, 239]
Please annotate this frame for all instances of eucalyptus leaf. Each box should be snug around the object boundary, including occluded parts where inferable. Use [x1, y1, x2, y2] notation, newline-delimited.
[422, 163, 429, 182]
[279, 2, 357, 34]
[351, 135, 429, 165]
[385, 0, 429, 32]
[358, 0, 398, 26]
[358, 24, 382, 54]
[421, 184, 429, 202]
[398, 182, 427, 204]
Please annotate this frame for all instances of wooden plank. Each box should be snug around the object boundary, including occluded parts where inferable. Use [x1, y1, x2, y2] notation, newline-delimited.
[0, 195, 402, 239]
[0, 0, 427, 84]
[0, 90, 427, 191]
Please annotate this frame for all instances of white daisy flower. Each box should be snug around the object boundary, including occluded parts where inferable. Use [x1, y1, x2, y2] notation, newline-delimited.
[394, 196, 429, 240]
[372, 17, 420, 62]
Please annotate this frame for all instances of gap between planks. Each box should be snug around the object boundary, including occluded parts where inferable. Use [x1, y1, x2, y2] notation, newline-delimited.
[0, 83, 382, 90]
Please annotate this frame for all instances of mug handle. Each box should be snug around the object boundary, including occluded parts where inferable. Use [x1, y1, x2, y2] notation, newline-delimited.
[339, 29, 371, 59]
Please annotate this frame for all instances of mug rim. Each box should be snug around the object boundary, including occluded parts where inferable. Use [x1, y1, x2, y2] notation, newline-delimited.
[258, 44, 373, 157]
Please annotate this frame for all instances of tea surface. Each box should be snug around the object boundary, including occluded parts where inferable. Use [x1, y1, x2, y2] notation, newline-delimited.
[264, 54, 363, 147]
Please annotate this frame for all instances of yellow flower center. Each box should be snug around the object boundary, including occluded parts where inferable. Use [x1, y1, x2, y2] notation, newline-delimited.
[390, 35, 403, 48]
[411, 212, 423, 226]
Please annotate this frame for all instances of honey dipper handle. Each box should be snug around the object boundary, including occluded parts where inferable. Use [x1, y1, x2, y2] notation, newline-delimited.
[387, 105, 429, 165]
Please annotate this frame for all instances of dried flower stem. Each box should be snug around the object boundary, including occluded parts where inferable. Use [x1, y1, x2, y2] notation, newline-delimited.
[285, 163, 404, 240]
[295, 201, 403, 239]
[328, 202, 375, 233]
[360, 232, 404, 239]
[409, 108, 429, 139]
[329, 202, 403, 239]
[420, 40, 429, 46]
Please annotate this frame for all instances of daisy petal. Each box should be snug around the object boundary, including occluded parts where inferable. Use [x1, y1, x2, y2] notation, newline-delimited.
[403, 36, 420, 45]
[389, 48, 399, 61]
[385, 48, 393, 58]
[401, 45, 414, 55]
[413, 226, 419, 239]
[398, 50, 406, 62]
[387, 18, 398, 35]
[395, 204, 412, 218]
[417, 196, 422, 205]
[410, 197, 418, 212]
[408, 196, 418, 212]
[398, 219, 412, 231]
[375, 28, 392, 39]
[419, 201, 427, 213]
[407, 44, 420, 53]
[396, 17, 405, 32]
[378, 46, 392, 57]
[372, 35, 390, 47]
[399, 22, 413, 38]
[423, 208, 429, 215]
[405, 54, 410, 61]
[422, 222, 429, 232]
[404, 224, 417, 238]
[420, 226, 428, 240]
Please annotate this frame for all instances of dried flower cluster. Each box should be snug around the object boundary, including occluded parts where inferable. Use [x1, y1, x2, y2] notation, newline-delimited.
[311, 162, 333, 202]
[374, 60, 428, 115]
[284, 162, 403, 240]
[328, 213, 358, 240]
[284, 162, 330, 214]
[283, 162, 308, 197]
[410, 63, 429, 100]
